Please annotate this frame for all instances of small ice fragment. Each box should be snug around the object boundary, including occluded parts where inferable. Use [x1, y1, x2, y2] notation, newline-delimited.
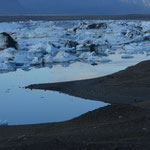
[121, 55, 134, 59]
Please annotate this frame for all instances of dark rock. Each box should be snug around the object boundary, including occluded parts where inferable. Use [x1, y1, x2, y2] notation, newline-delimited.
[65, 40, 79, 48]
[0, 32, 18, 50]
[87, 23, 107, 29]
[90, 44, 97, 52]
[91, 62, 98, 66]
[73, 27, 78, 32]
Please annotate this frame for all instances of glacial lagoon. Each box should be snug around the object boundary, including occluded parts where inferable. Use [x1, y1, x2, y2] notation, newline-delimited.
[1, 20, 150, 125]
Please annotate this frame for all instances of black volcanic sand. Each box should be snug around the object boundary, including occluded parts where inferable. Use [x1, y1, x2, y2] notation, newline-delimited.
[0, 104, 150, 150]
[26, 60, 150, 104]
[1, 60, 150, 150]
[1, 14, 150, 22]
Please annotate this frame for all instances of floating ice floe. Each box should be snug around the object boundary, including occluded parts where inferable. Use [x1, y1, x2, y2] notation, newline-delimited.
[0, 20, 150, 73]
[87, 56, 111, 63]
[0, 48, 16, 62]
[46, 44, 58, 57]
[121, 55, 134, 59]
[53, 51, 78, 63]
[0, 63, 16, 72]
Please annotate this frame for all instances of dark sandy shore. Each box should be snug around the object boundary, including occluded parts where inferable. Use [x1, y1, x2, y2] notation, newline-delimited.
[0, 104, 150, 150]
[0, 60, 150, 150]
[1, 14, 150, 22]
[27, 60, 150, 104]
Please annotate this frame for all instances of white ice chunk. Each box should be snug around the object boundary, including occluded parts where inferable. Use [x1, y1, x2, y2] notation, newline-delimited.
[87, 56, 111, 63]
[46, 44, 58, 57]
[28, 43, 47, 54]
[100, 57, 112, 63]
[79, 51, 111, 63]
[14, 51, 32, 65]
[60, 47, 75, 52]
[0, 48, 17, 62]
[76, 44, 90, 51]
[44, 55, 53, 63]
[31, 57, 42, 65]
[79, 52, 96, 59]
[0, 63, 15, 71]
[53, 51, 78, 63]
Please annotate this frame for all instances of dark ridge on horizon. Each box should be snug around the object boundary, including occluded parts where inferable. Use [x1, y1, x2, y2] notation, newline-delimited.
[1, 14, 150, 22]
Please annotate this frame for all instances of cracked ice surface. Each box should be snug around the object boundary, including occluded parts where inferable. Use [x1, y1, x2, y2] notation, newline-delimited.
[0, 20, 150, 73]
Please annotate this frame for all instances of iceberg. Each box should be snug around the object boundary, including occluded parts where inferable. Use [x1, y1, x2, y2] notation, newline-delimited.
[0, 20, 149, 73]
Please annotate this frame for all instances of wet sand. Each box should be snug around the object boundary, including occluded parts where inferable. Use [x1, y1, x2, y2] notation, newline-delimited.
[1, 14, 150, 22]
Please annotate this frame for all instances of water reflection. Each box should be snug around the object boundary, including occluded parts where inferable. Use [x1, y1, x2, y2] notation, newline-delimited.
[0, 54, 149, 125]
[0, 63, 108, 125]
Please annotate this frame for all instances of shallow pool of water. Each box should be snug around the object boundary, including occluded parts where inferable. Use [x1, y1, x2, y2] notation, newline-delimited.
[0, 68, 108, 125]
[0, 54, 149, 125]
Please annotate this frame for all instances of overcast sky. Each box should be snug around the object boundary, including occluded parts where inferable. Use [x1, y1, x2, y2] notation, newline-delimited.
[0, 0, 150, 15]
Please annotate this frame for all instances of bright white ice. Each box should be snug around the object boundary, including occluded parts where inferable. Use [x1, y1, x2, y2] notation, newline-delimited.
[0, 20, 150, 72]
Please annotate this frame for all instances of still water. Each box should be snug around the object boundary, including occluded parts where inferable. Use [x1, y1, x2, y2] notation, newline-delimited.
[0, 54, 149, 125]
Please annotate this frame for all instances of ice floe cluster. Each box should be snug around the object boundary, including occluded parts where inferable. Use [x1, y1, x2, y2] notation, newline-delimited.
[0, 20, 150, 73]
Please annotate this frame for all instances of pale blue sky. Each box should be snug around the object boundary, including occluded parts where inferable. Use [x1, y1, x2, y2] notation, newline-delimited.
[0, 0, 150, 15]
